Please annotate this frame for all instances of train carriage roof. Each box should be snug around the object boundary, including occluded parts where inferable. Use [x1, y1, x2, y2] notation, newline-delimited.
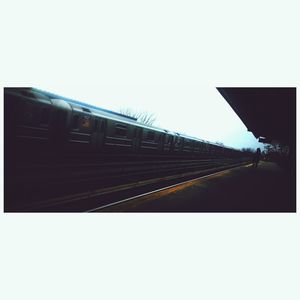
[33, 88, 138, 122]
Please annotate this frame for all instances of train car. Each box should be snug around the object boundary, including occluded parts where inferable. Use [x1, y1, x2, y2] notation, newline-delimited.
[5, 88, 71, 154]
[162, 130, 175, 153]
[4, 87, 246, 160]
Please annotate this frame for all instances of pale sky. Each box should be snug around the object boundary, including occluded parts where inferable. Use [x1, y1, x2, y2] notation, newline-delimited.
[37, 84, 263, 150]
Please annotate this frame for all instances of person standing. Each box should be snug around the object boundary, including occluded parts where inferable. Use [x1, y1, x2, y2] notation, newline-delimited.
[253, 148, 261, 168]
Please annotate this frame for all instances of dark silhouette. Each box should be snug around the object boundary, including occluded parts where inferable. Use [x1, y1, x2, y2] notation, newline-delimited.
[252, 148, 261, 168]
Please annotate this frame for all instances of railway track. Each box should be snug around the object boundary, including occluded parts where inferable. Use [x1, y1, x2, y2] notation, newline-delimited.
[88, 164, 254, 212]
[15, 158, 243, 183]
[11, 160, 250, 212]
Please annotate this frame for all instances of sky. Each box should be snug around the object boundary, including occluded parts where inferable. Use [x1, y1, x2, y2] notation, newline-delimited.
[38, 84, 263, 150]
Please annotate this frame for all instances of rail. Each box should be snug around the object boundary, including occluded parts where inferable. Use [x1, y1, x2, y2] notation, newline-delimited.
[6, 158, 251, 212]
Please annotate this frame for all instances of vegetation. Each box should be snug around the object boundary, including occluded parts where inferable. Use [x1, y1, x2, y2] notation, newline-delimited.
[119, 108, 156, 126]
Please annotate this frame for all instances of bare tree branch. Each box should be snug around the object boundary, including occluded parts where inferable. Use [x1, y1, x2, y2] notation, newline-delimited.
[119, 108, 156, 126]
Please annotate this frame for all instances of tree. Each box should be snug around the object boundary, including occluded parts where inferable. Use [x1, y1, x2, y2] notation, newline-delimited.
[264, 142, 290, 161]
[119, 108, 156, 126]
[241, 147, 255, 153]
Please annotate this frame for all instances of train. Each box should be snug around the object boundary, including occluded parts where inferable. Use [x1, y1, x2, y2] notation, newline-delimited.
[4, 87, 246, 159]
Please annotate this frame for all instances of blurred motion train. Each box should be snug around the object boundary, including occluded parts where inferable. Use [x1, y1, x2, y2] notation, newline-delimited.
[4, 87, 245, 159]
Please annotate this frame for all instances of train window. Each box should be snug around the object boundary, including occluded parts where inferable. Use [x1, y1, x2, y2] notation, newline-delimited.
[134, 127, 142, 138]
[137, 127, 143, 138]
[23, 106, 40, 125]
[146, 131, 155, 140]
[176, 137, 180, 144]
[115, 124, 127, 136]
[93, 119, 99, 131]
[23, 111, 34, 125]
[54, 110, 67, 128]
[81, 116, 91, 128]
[185, 139, 191, 146]
[40, 108, 50, 124]
[33, 108, 40, 124]
[100, 120, 106, 133]
[72, 115, 79, 129]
